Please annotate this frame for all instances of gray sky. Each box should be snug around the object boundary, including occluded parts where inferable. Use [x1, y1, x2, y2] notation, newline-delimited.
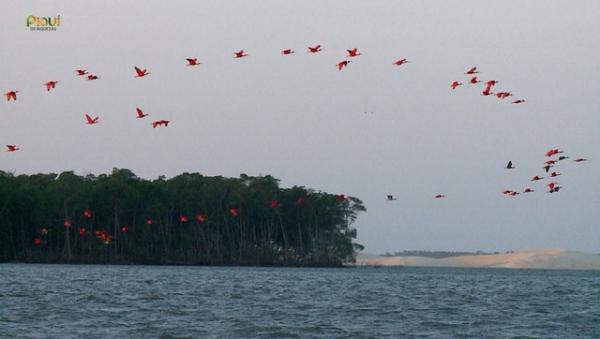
[2, 1, 599, 253]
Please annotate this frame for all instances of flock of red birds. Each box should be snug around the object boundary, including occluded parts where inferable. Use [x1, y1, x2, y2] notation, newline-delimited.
[1, 45, 591, 246]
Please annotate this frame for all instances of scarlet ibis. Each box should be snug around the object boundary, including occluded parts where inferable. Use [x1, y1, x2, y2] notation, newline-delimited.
[485, 80, 499, 86]
[85, 114, 99, 125]
[574, 158, 588, 162]
[78, 228, 87, 236]
[6, 145, 19, 152]
[270, 199, 280, 209]
[76, 69, 88, 76]
[44, 81, 58, 91]
[549, 186, 562, 193]
[146, 218, 154, 225]
[121, 225, 129, 233]
[186, 58, 201, 66]
[550, 172, 560, 177]
[86, 75, 99, 80]
[531, 176, 544, 181]
[465, 66, 479, 74]
[505, 161, 515, 169]
[434, 194, 446, 199]
[337, 194, 346, 202]
[336, 60, 351, 70]
[179, 215, 189, 223]
[469, 77, 481, 84]
[450, 81, 463, 90]
[281, 49, 294, 55]
[558, 156, 569, 161]
[229, 208, 239, 217]
[547, 182, 557, 190]
[386, 195, 397, 201]
[134, 66, 150, 77]
[63, 219, 72, 228]
[296, 197, 306, 207]
[307, 45, 322, 53]
[545, 160, 556, 165]
[502, 190, 513, 195]
[509, 191, 519, 196]
[34, 238, 42, 246]
[495, 92, 512, 99]
[393, 59, 408, 66]
[136, 108, 149, 119]
[83, 209, 93, 218]
[234, 50, 247, 58]
[482, 88, 493, 96]
[347, 48, 361, 57]
[196, 214, 206, 222]
[4, 91, 18, 101]
[523, 188, 534, 193]
[512, 99, 526, 104]
[545, 149, 562, 157]
[152, 120, 170, 128]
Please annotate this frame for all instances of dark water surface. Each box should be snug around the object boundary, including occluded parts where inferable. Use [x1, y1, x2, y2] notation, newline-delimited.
[1, 264, 599, 338]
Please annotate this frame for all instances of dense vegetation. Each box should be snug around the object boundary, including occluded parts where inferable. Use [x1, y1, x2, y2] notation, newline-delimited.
[0, 169, 365, 266]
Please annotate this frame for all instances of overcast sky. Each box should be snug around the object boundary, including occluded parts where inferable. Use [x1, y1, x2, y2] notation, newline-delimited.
[1, 1, 599, 253]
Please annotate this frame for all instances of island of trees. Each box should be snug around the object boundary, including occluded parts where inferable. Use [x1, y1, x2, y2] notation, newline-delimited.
[0, 169, 365, 267]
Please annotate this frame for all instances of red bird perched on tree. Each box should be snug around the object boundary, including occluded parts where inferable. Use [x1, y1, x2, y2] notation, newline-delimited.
[229, 208, 239, 217]
[531, 175, 544, 181]
[234, 50, 247, 58]
[136, 108, 149, 119]
[270, 199, 280, 209]
[78, 228, 87, 236]
[44, 81, 58, 91]
[134, 66, 150, 77]
[469, 76, 481, 84]
[393, 59, 408, 66]
[434, 194, 446, 199]
[574, 158, 588, 162]
[152, 120, 170, 128]
[347, 48, 361, 57]
[85, 114, 99, 125]
[64, 219, 73, 228]
[179, 215, 189, 223]
[76, 69, 88, 76]
[336, 60, 351, 70]
[186, 58, 201, 66]
[121, 225, 129, 233]
[465, 66, 479, 74]
[146, 218, 154, 225]
[337, 194, 346, 202]
[34, 238, 42, 246]
[83, 209, 93, 218]
[450, 81, 463, 90]
[281, 49, 294, 55]
[6, 145, 19, 152]
[307, 45, 322, 53]
[512, 99, 526, 104]
[4, 91, 18, 101]
[196, 214, 207, 222]
[296, 197, 306, 207]
[86, 75, 99, 80]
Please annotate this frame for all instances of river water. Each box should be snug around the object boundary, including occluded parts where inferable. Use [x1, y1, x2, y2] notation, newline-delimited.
[1, 264, 599, 338]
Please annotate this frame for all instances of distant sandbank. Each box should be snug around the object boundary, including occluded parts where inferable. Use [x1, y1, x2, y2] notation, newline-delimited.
[356, 249, 600, 270]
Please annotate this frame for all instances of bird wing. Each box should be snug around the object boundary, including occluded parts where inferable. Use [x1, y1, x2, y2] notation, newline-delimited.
[85, 114, 94, 124]
[135, 66, 143, 75]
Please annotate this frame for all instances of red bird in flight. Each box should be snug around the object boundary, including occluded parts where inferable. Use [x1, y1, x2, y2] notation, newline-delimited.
[393, 59, 408, 66]
[465, 66, 479, 74]
[186, 58, 201, 66]
[523, 188, 534, 193]
[347, 48, 361, 57]
[76, 69, 88, 76]
[44, 81, 58, 91]
[281, 49, 294, 55]
[512, 99, 526, 104]
[308, 45, 322, 53]
[450, 81, 463, 90]
[336, 60, 351, 70]
[234, 50, 248, 58]
[85, 114, 99, 125]
[531, 175, 544, 181]
[86, 75, 99, 81]
[4, 91, 18, 101]
[6, 145, 19, 152]
[136, 108, 149, 119]
[152, 120, 170, 128]
[469, 77, 481, 84]
[574, 158, 588, 162]
[134, 66, 150, 77]
[434, 194, 446, 199]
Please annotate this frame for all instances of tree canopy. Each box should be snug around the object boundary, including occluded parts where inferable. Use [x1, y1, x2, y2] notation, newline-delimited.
[0, 169, 365, 266]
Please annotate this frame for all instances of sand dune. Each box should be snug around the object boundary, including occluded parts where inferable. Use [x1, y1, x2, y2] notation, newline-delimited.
[356, 249, 600, 270]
